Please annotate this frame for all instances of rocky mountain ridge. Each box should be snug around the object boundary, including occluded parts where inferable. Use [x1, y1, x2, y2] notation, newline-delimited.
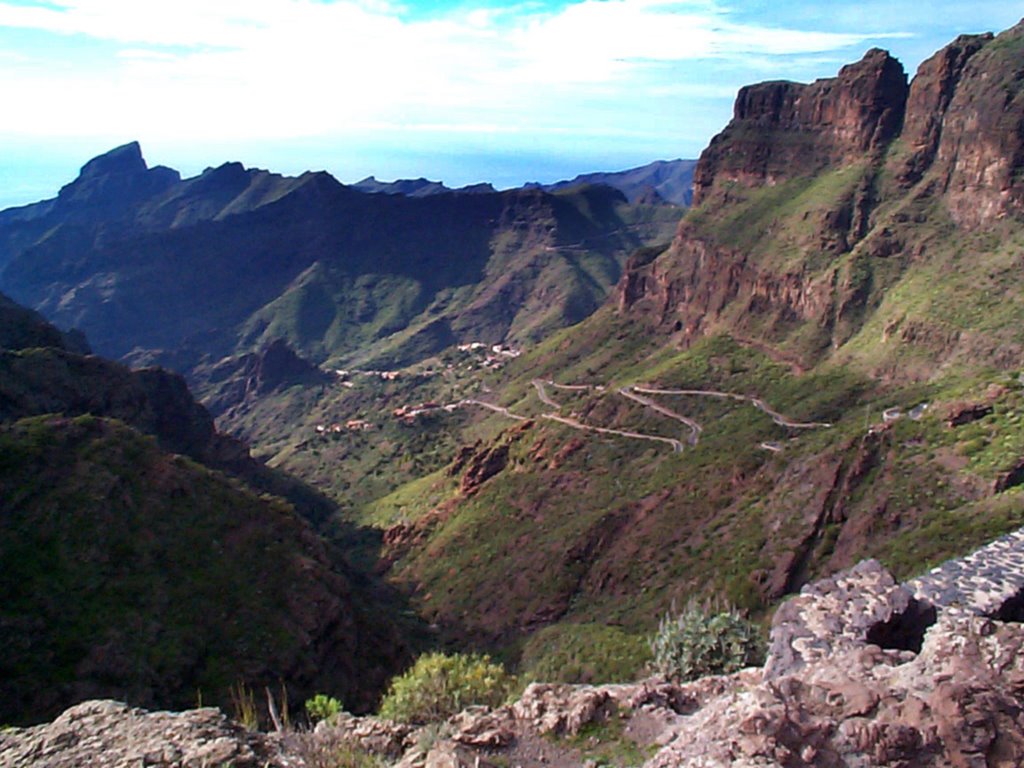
[619, 21, 1024, 377]
[352, 176, 498, 197]
[527, 159, 697, 206]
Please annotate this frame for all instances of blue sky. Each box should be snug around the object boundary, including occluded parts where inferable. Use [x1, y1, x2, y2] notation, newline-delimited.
[0, 0, 1021, 209]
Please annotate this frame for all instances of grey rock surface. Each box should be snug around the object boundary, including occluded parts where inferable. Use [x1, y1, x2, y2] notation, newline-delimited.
[0, 700, 294, 768]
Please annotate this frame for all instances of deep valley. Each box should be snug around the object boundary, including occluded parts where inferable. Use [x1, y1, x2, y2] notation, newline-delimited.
[3, 17, 1024, 768]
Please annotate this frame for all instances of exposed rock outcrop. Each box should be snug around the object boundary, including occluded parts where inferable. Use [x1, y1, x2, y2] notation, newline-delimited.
[617, 20, 1024, 375]
[53, 141, 181, 222]
[448, 421, 533, 496]
[199, 339, 331, 417]
[933, 22, 1024, 228]
[897, 33, 993, 185]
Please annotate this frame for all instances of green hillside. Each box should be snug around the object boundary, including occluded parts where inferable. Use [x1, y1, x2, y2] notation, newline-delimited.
[0, 294, 411, 725]
[205, 25, 1024, 681]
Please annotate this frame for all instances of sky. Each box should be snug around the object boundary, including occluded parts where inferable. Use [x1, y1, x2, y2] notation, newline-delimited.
[0, 0, 1021, 209]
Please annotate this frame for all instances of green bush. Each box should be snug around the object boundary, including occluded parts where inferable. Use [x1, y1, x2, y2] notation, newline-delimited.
[378, 652, 516, 725]
[306, 693, 342, 723]
[649, 599, 765, 681]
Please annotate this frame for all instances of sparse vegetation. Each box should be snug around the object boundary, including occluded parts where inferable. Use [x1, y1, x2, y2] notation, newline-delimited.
[294, 731, 386, 768]
[230, 682, 259, 731]
[519, 623, 651, 685]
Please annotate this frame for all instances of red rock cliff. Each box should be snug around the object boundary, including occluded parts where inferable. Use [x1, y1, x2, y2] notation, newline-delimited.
[931, 22, 1024, 228]
[692, 49, 908, 206]
[897, 33, 993, 185]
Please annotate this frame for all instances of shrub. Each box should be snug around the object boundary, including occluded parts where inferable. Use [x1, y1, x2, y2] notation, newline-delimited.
[306, 693, 342, 723]
[378, 652, 516, 725]
[650, 598, 765, 682]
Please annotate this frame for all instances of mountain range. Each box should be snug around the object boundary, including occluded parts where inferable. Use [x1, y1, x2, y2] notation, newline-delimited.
[248, 23, 1024, 663]
[349, 158, 696, 205]
[3, 18, 1024, 734]
[0, 145, 681, 374]
[526, 158, 698, 205]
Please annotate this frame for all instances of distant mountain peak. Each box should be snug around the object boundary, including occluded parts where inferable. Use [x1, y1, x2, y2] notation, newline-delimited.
[55, 141, 180, 214]
[351, 176, 497, 197]
[77, 141, 147, 179]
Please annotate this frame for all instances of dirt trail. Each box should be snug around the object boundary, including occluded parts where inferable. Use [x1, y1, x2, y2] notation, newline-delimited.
[618, 387, 702, 446]
[632, 386, 833, 429]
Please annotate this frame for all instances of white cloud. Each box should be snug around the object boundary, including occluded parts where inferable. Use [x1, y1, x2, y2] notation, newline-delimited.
[0, 0, 908, 143]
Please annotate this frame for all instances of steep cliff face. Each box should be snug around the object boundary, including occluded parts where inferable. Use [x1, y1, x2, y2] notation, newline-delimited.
[932, 23, 1024, 228]
[692, 49, 908, 206]
[53, 142, 181, 221]
[896, 33, 993, 185]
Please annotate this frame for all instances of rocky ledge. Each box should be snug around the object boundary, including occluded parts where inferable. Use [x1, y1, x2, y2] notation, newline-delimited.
[4, 559, 1023, 767]
[0, 700, 295, 767]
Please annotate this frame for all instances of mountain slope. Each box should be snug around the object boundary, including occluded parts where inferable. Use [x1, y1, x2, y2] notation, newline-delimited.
[0, 295, 409, 725]
[622, 29, 1024, 378]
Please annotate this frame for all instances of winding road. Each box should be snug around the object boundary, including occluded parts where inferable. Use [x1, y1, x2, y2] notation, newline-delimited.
[618, 386, 702, 446]
[449, 378, 830, 454]
[460, 398, 530, 422]
[542, 412, 685, 453]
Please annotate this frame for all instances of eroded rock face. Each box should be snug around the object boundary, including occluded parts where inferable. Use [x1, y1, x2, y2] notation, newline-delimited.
[897, 33, 993, 185]
[934, 22, 1024, 228]
[618, 21, 1024, 371]
[764, 559, 919, 679]
[650, 594, 1024, 767]
[692, 48, 908, 205]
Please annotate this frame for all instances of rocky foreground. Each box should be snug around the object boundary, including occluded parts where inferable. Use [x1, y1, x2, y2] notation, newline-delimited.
[4, 559, 1023, 767]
